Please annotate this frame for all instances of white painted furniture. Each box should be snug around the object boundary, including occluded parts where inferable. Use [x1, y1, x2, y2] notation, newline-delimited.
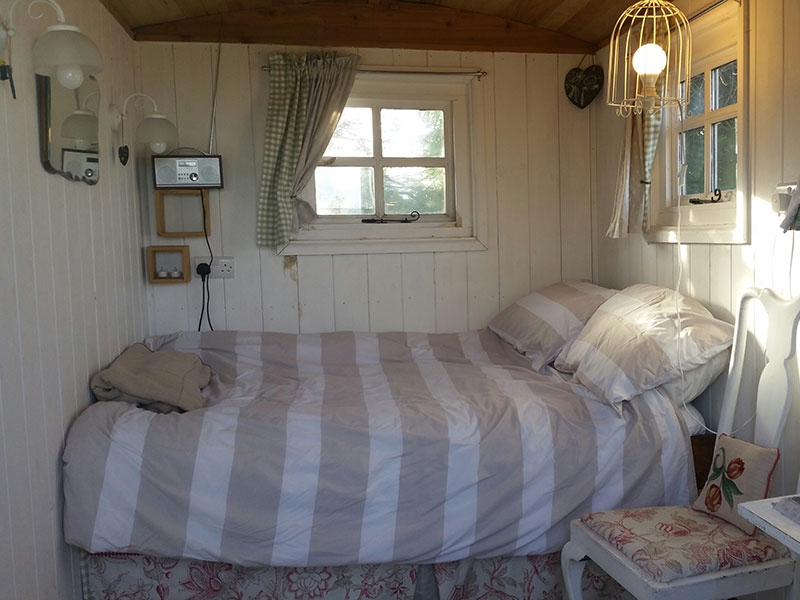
[740, 495, 800, 556]
[561, 287, 800, 600]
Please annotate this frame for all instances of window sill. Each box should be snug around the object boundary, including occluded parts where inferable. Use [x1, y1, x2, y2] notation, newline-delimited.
[279, 236, 487, 256]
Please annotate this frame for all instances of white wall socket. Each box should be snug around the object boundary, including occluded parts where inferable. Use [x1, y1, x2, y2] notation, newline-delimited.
[194, 256, 235, 279]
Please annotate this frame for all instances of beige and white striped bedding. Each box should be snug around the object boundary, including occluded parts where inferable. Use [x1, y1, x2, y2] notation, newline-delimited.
[489, 281, 616, 370]
[63, 329, 694, 567]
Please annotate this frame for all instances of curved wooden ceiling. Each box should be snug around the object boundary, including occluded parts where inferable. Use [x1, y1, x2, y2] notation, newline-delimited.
[99, 0, 643, 54]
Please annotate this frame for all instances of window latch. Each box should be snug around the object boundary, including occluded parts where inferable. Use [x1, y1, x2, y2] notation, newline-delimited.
[362, 211, 421, 224]
[689, 188, 722, 205]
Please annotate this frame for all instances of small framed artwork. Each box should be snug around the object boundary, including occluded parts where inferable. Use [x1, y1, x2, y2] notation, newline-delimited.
[155, 188, 210, 238]
[146, 245, 191, 284]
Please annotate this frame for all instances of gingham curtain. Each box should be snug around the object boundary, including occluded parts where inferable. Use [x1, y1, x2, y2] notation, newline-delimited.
[606, 108, 662, 238]
[256, 54, 358, 249]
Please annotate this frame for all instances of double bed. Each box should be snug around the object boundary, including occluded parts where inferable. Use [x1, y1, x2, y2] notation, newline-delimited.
[63, 282, 730, 600]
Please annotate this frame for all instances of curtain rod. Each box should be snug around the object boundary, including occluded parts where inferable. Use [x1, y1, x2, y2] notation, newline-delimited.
[688, 0, 741, 22]
[261, 65, 487, 80]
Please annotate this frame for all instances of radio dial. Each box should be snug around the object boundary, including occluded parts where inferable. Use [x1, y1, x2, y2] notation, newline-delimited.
[190, 172, 199, 182]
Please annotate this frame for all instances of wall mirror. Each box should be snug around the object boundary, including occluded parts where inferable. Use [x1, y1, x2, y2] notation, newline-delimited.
[36, 74, 100, 185]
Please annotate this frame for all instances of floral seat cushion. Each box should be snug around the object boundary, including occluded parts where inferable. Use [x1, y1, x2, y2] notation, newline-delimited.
[581, 505, 789, 584]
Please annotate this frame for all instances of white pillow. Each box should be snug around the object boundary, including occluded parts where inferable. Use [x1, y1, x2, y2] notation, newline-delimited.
[556, 284, 734, 405]
[488, 280, 616, 371]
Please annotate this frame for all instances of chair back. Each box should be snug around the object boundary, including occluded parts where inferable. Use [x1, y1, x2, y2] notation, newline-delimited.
[717, 288, 800, 449]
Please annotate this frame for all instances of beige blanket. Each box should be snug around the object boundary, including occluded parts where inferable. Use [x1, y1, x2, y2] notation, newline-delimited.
[90, 343, 211, 412]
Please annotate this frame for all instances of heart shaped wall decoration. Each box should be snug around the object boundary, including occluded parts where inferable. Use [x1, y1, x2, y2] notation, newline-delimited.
[564, 65, 604, 109]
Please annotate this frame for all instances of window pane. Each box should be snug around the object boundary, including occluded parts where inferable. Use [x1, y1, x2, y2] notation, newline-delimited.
[712, 117, 737, 191]
[383, 167, 446, 214]
[679, 126, 705, 195]
[314, 167, 375, 215]
[684, 73, 705, 118]
[381, 109, 444, 158]
[712, 60, 737, 110]
[325, 107, 373, 157]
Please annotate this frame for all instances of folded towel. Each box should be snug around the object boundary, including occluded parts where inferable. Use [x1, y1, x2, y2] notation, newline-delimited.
[90, 343, 211, 412]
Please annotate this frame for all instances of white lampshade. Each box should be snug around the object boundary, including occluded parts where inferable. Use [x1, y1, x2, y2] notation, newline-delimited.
[136, 113, 178, 154]
[32, 24, 103, 90]
[62, 109, 97, 150]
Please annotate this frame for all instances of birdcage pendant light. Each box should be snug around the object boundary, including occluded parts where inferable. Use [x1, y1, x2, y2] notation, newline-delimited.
[607, 0, 692, 116]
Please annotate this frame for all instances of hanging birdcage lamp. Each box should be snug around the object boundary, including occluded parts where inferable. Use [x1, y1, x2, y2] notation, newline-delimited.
[607, 0, 692, 116]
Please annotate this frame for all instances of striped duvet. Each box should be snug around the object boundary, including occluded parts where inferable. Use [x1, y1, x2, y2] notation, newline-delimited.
[63, 329, 694, 567]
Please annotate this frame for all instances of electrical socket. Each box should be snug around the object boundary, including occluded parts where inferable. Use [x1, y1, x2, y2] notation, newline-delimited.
[194, 256, 235, 279]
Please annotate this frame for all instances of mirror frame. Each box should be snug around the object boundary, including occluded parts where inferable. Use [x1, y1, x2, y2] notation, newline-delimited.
[35, 74, 99, 185]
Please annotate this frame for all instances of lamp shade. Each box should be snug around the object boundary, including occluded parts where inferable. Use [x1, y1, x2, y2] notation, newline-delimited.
[607, 0, 691, 115]
[136, 113, 178, 154]
[32, 24, 103, 89]
[62, 109, 98, 150]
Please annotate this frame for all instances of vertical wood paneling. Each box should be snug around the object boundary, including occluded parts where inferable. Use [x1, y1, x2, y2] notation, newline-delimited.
[298, 256, 336, 333]
[494, 52, 530, 308]
[402, 253, 436, 333]
[0, 1, 146, 598]
[463, 51, 500, 330]
[333, 255, 370, 331]
[435, 252, 469, 332]
[527, 54, 562, 289]
[557, 54, 593, 281]
[219, 43, 263, 331]
[368, 254, 404, 332]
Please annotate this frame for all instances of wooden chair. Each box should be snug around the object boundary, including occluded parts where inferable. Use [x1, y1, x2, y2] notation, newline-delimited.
[561, 287, 800, 600]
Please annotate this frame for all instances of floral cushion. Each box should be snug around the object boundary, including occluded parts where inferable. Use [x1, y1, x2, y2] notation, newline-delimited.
[692, 434, 780, 535]
[581, 505, 788, 584]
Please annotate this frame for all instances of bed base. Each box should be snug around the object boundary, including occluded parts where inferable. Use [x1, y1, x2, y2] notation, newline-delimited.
[80, 551, 630, 600]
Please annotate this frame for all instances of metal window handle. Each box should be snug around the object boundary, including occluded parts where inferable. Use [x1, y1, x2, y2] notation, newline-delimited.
[362, 211, 421, 224]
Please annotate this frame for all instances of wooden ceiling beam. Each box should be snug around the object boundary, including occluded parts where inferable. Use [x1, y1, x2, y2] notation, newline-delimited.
[131, 1, 596, 54]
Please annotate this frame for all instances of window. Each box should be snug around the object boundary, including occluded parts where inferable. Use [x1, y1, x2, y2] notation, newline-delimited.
[315, 103, 453, 221]
[285, 72, 485, 255]
[647, 0, 748, 244]
[677, 59, 738, 199]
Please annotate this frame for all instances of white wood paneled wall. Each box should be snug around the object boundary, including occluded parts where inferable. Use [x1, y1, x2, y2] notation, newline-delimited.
[140, 44, 595, 336]
[0, 0, 146, 598]
[593, 0, 800, 501]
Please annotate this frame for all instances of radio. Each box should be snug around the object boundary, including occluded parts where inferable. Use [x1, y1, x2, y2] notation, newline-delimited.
[153, 155, 223, 189]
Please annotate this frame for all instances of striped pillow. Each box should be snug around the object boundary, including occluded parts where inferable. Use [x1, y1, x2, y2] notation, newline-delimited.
[559, 284, 734, 405]
[488, 280, 616, 371]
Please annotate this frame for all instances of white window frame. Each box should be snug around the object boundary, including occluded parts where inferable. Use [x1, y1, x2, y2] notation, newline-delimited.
[314, 98, 456, 223]
[646, 0, 750, 245]
[281, 71, 487, 256]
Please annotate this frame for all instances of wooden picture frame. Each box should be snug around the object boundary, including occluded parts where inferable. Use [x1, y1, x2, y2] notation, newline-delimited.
[155, 188, 210, 238]
[146, 245, 191, 284]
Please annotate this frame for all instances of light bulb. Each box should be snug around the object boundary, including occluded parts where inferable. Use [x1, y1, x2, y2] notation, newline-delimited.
[74, 139, 91, 151]
[150, 141, 168, 154]
[632, 43, 667, 76]
[632, 43, 667, 100]
[56, 65, 84, 89]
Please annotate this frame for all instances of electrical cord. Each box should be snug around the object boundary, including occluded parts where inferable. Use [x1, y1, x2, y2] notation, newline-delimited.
[196, 195, 214, 331]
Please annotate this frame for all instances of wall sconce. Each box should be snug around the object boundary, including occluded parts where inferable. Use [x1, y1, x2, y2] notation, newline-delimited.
[110, 93, 178, 165]
[607, 0, 691, 116]
[62, 89, 98, 150]
[0, 0, 103, 92]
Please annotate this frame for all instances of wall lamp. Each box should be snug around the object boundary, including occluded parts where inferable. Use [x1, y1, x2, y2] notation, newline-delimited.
[110, 93, 178, 165]
[0, 0, 103, 91]
[62, 90, 98, 150]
